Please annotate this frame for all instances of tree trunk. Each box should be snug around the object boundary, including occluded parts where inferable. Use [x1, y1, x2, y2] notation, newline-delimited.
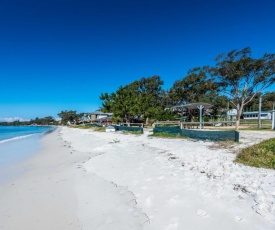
[235, 102, 244, 131]
[235, 104, 241, 131]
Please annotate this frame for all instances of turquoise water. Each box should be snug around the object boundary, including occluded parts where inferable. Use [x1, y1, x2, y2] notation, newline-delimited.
[0, 126, 55, 185]
[0, 126, 54, 142]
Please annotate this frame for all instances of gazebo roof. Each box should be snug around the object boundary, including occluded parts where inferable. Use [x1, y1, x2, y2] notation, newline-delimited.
[171, 102, 212, 110]
[182, 102, 212, 109]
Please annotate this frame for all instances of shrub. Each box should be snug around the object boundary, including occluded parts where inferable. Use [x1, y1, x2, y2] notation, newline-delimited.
[235, 138, 275, 169]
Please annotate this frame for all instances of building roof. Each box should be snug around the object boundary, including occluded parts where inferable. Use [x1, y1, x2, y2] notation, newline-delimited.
[91, 110, 112, 115]
[95, 117, 112, 122]
[182, 102, 212, 109]
[243, 111, 271, 114]
[171, 102, 212, 111]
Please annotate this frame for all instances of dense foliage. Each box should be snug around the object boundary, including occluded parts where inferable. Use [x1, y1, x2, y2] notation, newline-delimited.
[210, 47, 275, 130]
[100, 76, 175, 123]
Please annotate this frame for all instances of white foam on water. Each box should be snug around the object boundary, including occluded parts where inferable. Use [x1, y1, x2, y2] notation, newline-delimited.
[0, 134, 35, 144]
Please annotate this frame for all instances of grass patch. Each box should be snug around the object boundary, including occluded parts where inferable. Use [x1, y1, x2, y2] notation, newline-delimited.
[75, 125, 93, 129]
[73, 125, 105, 130]
[92, 127, 106, 132]
[150, 132, 188, 139]
[235, 138, 275, 169]
[121, 130, 143, 135]
[241, 119, 272, 125]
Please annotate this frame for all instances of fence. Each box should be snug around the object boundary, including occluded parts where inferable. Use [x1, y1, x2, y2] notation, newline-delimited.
[153, 121, 239, 142]
[115, 125, 144, 133]
[118, 122, 144, 127]
[153, 126, 181, 135]
[180, 129, 239, 142]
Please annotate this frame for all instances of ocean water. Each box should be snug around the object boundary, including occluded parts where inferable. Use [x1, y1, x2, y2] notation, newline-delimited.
[0, 126, 55, 185]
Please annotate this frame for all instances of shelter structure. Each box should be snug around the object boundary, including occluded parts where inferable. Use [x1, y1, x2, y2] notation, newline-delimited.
[181, 102, 212, 129]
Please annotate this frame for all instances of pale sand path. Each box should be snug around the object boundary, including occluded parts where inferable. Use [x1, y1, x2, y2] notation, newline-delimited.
[60, 127, 275, 230]
[0, 128, 146, 230]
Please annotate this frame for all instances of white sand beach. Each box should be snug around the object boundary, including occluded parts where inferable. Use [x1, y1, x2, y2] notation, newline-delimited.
[1, 127, 275, 230]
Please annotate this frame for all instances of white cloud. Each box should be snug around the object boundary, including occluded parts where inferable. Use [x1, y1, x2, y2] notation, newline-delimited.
[0, 117, 29, 122]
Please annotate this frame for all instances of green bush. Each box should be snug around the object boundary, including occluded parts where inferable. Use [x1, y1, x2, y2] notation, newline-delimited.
[235, 138, 275, 169]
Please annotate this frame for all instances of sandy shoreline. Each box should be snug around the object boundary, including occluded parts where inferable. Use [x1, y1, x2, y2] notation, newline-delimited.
[1, 127, 275, 229]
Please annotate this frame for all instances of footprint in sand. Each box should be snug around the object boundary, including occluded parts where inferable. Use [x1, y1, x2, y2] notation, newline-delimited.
[168, 195, 180, 205]
[166, 217, 179, 230]
[235, 216, 243, 222]
[145, 196, 154, 208]
[197, 209, 207, 217]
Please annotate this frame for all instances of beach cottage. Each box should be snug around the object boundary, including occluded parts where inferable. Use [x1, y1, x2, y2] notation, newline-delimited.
[243, 111, 272, 120]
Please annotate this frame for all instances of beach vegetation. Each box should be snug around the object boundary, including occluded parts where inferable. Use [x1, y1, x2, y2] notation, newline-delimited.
[96, 47, 275, 129]
[100, 76, 175, 123]
[74, 125, 91, 129]
[235, 138, 275, 169]
[121, 130, 143, 135]
[91, 127, 106, 132]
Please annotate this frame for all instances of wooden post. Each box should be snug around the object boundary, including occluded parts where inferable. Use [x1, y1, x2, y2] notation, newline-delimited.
[272, 110, 275, 130]
[258, 96, 262, 129]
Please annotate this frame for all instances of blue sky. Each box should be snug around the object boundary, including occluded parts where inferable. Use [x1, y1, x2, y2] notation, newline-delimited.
[1, 0, 275, 121]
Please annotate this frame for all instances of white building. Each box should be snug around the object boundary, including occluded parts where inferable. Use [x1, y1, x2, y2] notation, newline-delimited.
[227, 109, 237, 120]
[243, 111, 272, 120]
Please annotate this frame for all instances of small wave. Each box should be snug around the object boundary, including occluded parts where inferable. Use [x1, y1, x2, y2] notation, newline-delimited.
[0, 134, 36, 144]
[44, 127, 56, 135]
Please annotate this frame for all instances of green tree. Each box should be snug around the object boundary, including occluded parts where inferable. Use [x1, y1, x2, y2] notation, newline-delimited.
[169, 67, 220, 106]
[169, 67, 223, 121]
[100, 85, 137, 122]
[211, 47, 275, 130]
[100, 76, 173, 122]
[58, 110, 78, 125]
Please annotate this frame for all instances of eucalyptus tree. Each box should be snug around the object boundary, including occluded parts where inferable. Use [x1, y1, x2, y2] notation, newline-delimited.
[168, 67, 222, 120]
[211, 47, 275, 130]
[169, 67, 220, 106]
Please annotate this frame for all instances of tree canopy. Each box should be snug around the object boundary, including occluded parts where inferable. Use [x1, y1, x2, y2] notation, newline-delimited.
[211, 47, 275, 130]
[100, 76, 174, 122]
[98, 47, 275, 128]
[58, 110, 79, 125]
